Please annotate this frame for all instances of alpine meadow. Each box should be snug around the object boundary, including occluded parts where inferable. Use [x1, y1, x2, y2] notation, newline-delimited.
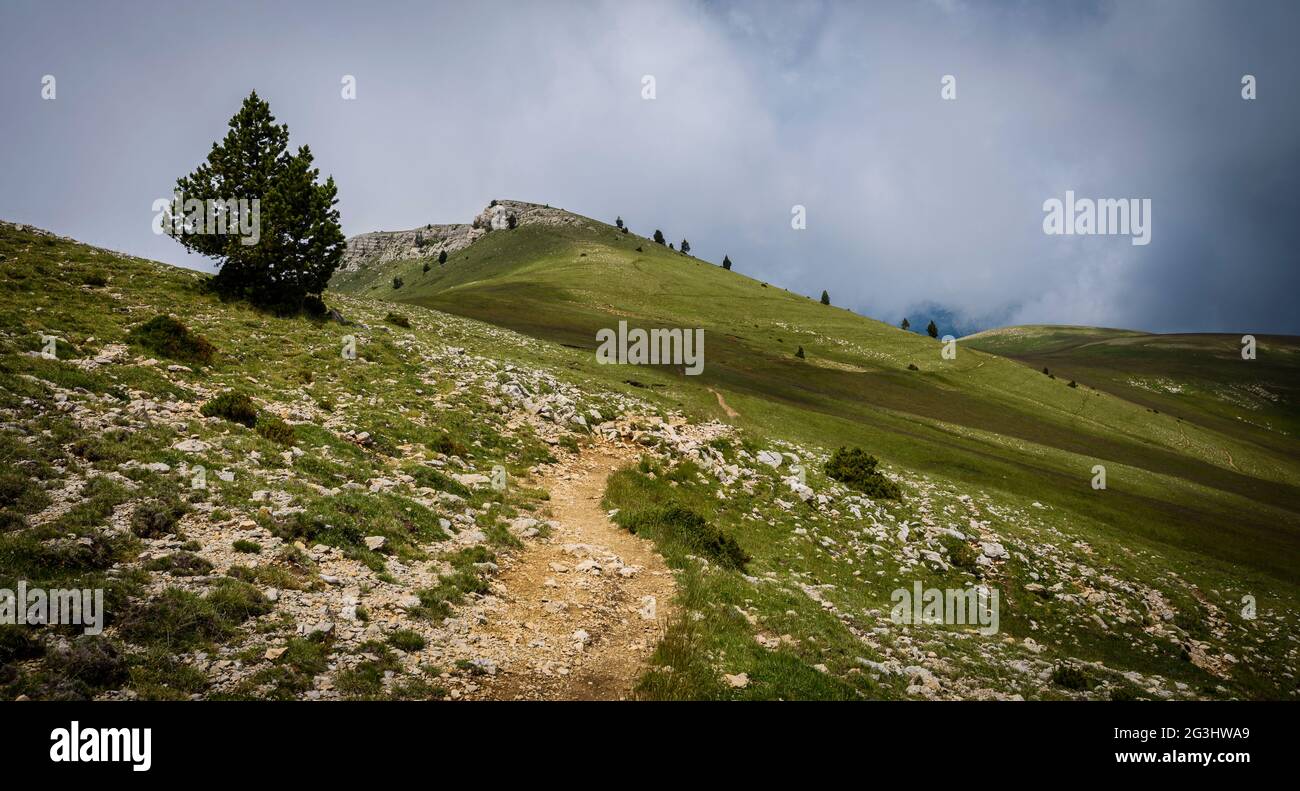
[1, 0, 1297, 775]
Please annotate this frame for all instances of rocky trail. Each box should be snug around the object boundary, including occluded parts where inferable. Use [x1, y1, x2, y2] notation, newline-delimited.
[464, 442, 677, 700]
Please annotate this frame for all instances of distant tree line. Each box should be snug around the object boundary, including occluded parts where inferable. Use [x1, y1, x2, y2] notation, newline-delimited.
[619, 215, 735, 272]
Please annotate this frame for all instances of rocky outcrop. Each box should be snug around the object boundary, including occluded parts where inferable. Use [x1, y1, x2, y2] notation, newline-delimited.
[340, 200, 588, 272]
[339, 222, 480, 273]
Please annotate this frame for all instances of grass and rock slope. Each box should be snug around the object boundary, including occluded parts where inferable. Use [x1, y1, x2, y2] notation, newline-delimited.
[332, 200, 1300, 699]
[1, 200, 1296, 701]
[0, 219, 658, 700]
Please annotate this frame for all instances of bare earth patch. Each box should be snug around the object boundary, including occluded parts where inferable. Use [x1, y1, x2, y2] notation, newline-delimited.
[709, 387, 740, 419]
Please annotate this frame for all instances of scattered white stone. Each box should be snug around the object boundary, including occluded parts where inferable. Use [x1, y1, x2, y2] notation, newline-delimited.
[638, 596, 657, 620]
[470, 658, 497, 676]
[981, 541, 1008, 559]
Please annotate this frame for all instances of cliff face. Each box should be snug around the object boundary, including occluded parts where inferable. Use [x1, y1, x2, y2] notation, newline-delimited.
[339, 200, 585, 272]
[339, 223, 479, 273]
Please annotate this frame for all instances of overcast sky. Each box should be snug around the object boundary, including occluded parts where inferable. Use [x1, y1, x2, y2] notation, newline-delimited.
[2, 0, 1297, 334]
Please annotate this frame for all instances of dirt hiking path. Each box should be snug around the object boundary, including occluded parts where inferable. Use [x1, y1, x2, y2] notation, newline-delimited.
[709, 387, 740, 419]
[466, 442, 676, 700]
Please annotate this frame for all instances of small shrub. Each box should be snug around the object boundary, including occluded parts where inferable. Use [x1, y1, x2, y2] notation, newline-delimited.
[130, 497, 189, 538]
[50, 635, 127, 688]
[392, 276, 404, 289]
[1051, 663, 1095, 691]
[83, 272, 108, 287]
[939, 535, 979, 571]
[385, 312, 411, 328]
[255, 414, 295, 445]
[201, 391, 257, 427]
[126, 315, 215, 365]
[824, 447, 902, 499]
[0, 625, 45, 666]
[428, 432, 467, 458]
[388, 629, 427, 652]
[232, 539, 262, 554]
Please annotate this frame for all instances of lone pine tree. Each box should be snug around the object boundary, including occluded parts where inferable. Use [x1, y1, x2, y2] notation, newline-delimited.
[167, 91, 344, 313]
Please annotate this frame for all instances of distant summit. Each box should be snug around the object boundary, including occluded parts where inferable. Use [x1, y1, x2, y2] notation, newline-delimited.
[341, 200, 583, 272]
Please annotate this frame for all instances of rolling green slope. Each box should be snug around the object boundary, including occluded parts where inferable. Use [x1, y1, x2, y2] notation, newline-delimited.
[965, 325, 1300, 462]
[333, 211, 1300, 585]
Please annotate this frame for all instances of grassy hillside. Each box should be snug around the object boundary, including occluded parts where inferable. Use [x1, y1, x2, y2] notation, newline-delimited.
[0, 221, 630, 700]
[2, 214, 1296, 701]
[326, 209, 1300, 700]
[965, 324, 1300, 461]
[334, 213, 1300, 583]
